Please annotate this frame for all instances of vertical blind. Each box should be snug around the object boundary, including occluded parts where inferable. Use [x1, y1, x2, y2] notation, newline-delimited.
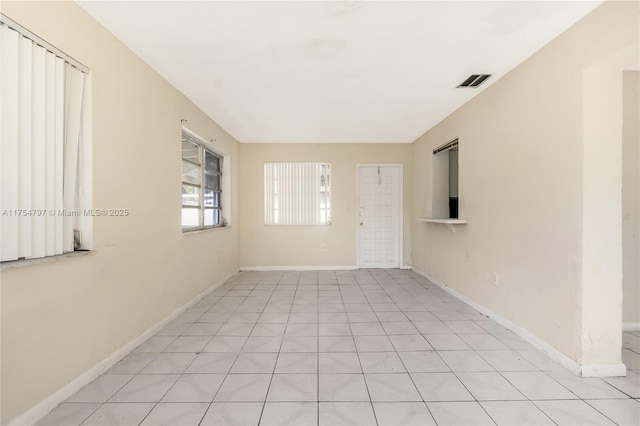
[1, 22, 89, 262]
[264, 162, 331, 225]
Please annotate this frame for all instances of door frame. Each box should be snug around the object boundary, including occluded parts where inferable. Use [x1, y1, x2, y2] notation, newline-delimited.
[355, 163, 404, 269]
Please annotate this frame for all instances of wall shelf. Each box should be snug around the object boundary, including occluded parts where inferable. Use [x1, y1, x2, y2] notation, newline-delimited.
[416, 217, 467, 232]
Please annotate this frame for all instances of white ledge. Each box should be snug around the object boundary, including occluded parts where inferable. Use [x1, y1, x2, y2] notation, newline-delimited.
[416, 217, 467, 232]
[1, 250, 94, 271]
[416, 217, 467, 224]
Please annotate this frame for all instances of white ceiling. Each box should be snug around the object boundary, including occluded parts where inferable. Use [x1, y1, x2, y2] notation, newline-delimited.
[77, 1, 602, 143]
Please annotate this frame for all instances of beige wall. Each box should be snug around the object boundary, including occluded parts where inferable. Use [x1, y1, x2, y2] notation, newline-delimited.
[2, 0, 638, 422]
[239, 144, 412, 268]
[411, 0, 638, 367]
[0, 1, 240, 423]
[581, 40, 637, 371]
[623, 70, 640, 324]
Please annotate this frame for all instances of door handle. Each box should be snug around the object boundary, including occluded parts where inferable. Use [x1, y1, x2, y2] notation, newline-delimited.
[360, 222, 363, 226]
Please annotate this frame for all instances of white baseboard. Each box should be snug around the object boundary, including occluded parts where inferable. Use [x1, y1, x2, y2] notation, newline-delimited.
[623, 322, 640, 332]
[240, 265, 358, 271]
[239, 265, 414, 271]
[8, 270, 238, 426]
[411, 267, 582, 376]
[581, 363, 627, 377]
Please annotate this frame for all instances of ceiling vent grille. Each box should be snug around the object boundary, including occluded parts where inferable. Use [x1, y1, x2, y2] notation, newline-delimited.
[457, 74, 491, 88]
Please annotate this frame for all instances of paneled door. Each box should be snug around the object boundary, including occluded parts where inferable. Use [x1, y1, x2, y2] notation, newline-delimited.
[357, 164, 402, 268]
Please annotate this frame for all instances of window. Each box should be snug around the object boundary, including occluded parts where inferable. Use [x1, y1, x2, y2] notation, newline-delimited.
[1, 18, 92, 262]
[264, 162, 331, 225]
[432, 138, 459, 219]
[181, 129, 224, 231]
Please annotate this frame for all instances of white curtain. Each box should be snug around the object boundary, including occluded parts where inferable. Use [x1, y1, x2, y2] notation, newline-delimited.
[0, 24, 87, 262]
[264, 162, 329, 225]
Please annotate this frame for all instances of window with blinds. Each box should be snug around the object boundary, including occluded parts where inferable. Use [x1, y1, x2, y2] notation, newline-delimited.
[264, 162, 331, 225]
[181, 129, 224, 231]
[1, 18, 91, 262]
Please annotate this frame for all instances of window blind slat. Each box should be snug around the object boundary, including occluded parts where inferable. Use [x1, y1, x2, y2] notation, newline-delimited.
[62, 64, 85, 252]
[314, 164, 320, 224]
[1, 26, 20, 261]
[264, 164, 269, 224]
[296, 163, 301, 224]
[294, 164, 299, 224]
[281, 163, 286, 225]
[18, 34, 33, 259]
[30, 44, 46, 259]
[304, 163, 309, 225]
[283, 163, 288, 225]
[54, 57, 64, 255]
[75, 73, 92, 249]
[44, 51, 56, 256]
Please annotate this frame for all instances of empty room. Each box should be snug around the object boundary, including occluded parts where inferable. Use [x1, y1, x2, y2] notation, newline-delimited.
[0, 0, 638, 425]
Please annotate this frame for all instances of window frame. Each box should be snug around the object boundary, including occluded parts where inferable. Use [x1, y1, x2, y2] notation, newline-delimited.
[181, 128, 224, 232]
[431, 138, 460, 219]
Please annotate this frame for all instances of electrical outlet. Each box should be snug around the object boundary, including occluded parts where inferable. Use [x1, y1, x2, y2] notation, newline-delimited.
[320, 244, 326, 252]
[492, 272, 499, 287]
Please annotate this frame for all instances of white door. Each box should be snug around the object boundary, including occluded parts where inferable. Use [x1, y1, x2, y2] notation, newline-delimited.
[357, 165, 402, 268]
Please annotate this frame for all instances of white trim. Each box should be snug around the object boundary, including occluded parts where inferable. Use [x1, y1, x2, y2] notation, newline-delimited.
[401, 264, 412, 270]
[623, 322, 640, 331]
[355, 163, 404, 269]
[416, 218, 468, 224]
[240, 265, 358, 271]
[411, 267, 582, 376]
[8, 270, 238, 426]
[580, 363, 626, 378]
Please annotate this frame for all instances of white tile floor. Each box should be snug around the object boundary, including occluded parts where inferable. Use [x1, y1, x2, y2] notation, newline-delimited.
[38, 270, 640, 425]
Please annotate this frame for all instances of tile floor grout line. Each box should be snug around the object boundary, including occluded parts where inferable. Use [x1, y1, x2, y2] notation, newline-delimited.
[372, 272, 438, 424]
[348, 275, 380, 426]
[196, 281, 248, 426]
[406, 274, 508, 425]
[74, 404, 103, 426]
[581, 398, 630, 426]
[388, 272, 555, 425]
[385, 272, 486, 424]
[256, 273, 298, 425]
[48, 269, 638, 426]
[199, 276, 270, 425]
[191, 283, 236, 426]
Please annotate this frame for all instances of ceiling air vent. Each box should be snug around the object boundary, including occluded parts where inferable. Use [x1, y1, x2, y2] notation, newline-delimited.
[457, 74, 492, 88]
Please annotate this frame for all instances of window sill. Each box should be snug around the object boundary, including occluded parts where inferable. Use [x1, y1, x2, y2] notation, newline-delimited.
[1, 250, 95, 271]
[416, 217, 467, 232]
[264, 224, 332, 227]
[182, 226, 232, 236]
